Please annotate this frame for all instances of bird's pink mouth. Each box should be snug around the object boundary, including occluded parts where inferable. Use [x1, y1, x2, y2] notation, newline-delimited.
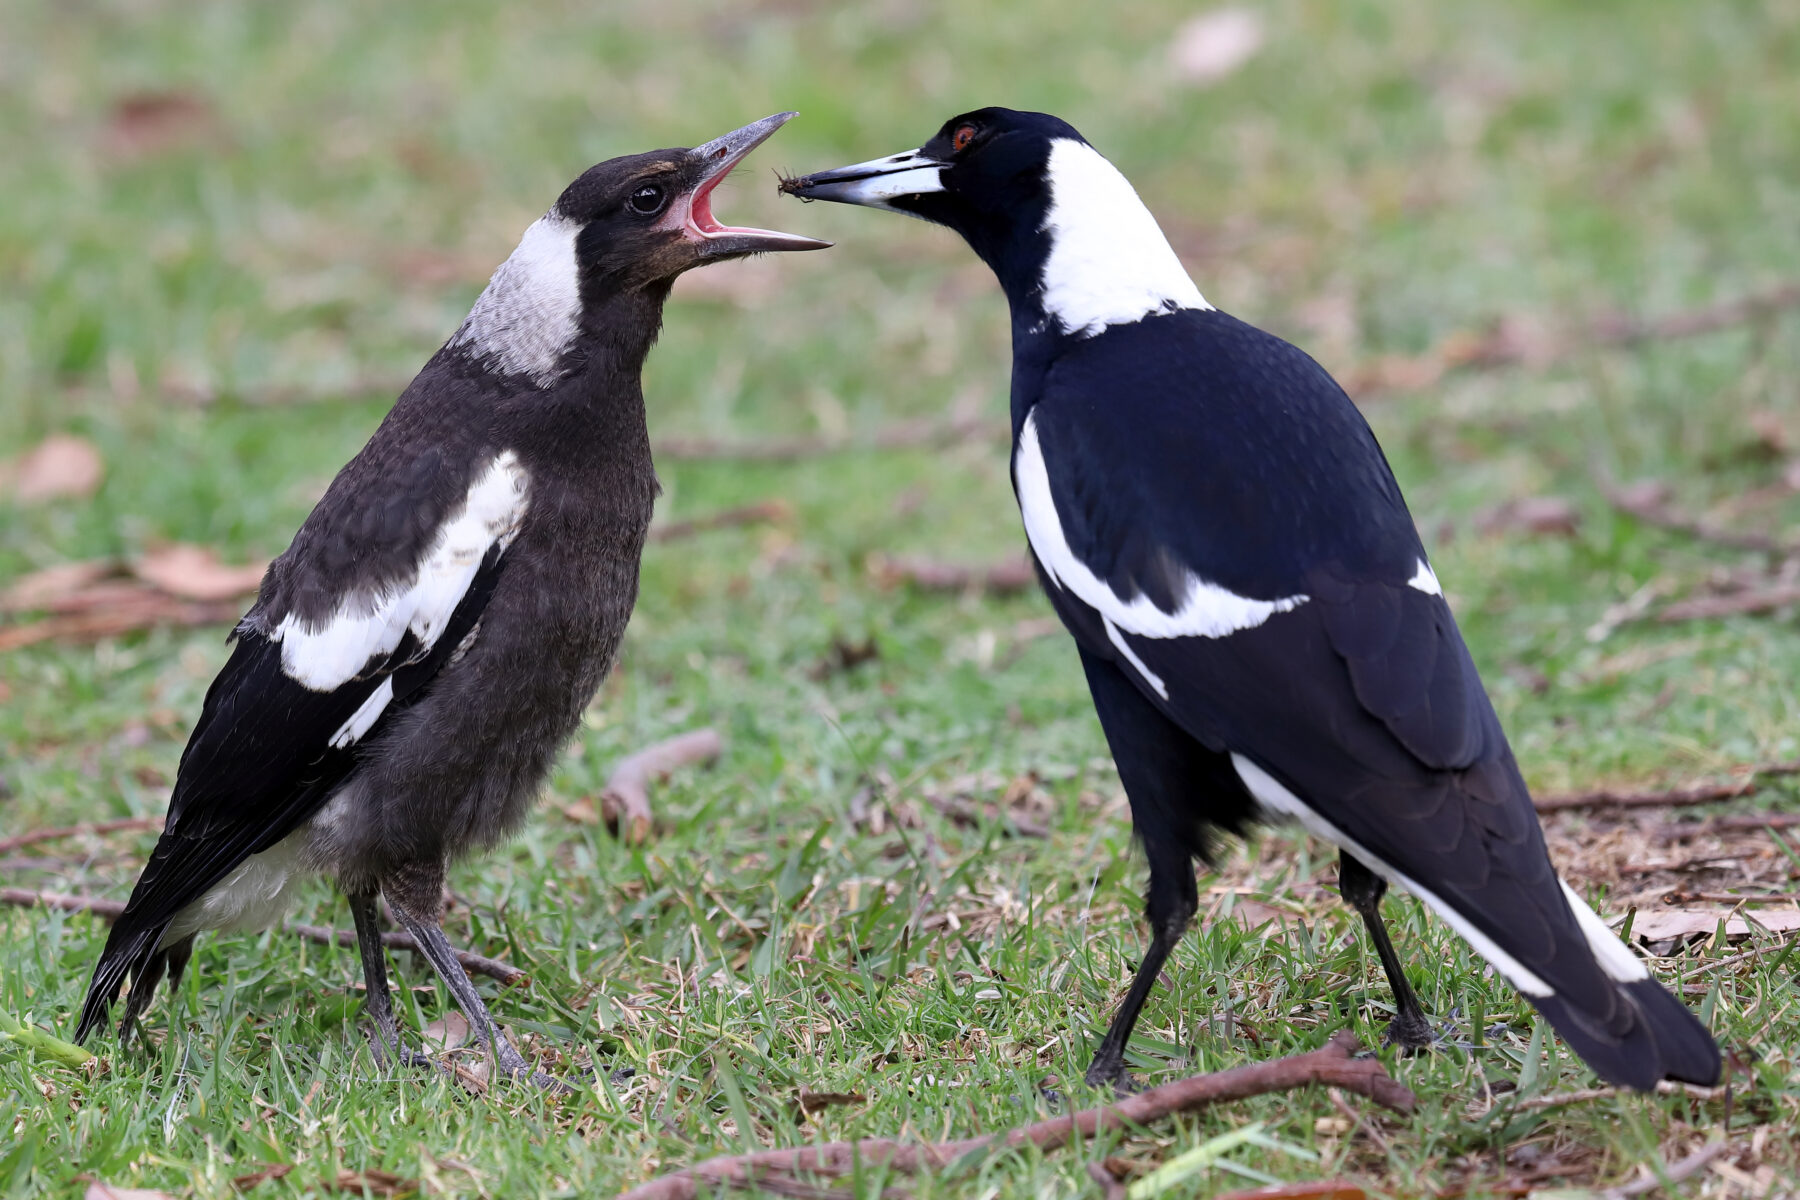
[658, 112, 829, 254]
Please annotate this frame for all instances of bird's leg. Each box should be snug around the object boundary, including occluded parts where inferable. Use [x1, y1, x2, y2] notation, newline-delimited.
[1338, 851, 1434, 1051]
[383, 889, 569, 1093]
[1086, 855, 1197, 1093]
[347, 892, 434, 1070]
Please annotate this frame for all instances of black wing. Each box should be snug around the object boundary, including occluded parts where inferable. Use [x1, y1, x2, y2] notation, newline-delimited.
[74, 543, 505, 1043]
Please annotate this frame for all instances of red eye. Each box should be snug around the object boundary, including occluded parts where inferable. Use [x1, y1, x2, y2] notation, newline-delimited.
[952, 124, 976, 152]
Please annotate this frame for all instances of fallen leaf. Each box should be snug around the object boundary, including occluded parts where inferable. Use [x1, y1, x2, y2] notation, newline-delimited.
[230, 1163, 294, 1190]
[328, 1168, 415, 1197]
[104, 90, 221, 158]
[1626, 907, 1800, 943]
[133, 544, 267, 601]
[561, 797, 600, 824]
[1473, 496, 1581, 538]
[792, 1088, 867, 1118]
[0, 560, 117, 612]
[4, 434, 104, 503]
[84, 1185, 176, 1200]
[1170, 8, 1265, 84]
[419, 1010, 471, 1052]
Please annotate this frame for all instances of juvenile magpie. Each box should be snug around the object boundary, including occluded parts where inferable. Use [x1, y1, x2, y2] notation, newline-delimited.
[76, 112, 827, 1085]
[781, 109, 1720, 1091]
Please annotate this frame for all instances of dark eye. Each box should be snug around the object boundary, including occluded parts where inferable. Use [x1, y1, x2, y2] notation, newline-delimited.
[628, 184, 666, 215]
[952, 124, 977, 152]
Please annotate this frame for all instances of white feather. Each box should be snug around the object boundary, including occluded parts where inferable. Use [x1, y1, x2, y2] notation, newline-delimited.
[1560, 880, 1650, 982]
[161, 833, 308, 945]
[329, 677, 394, 749]
[1038, 138, 1211, 338]
[1408, 557, 1443, 597]
[1231, 753, 1556, 998]
[1014, 412, 1307, 644]
[449, 212, 583, 386]
[275, 451, 529, 694]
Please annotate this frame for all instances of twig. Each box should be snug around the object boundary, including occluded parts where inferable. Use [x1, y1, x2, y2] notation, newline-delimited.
[1658, 812, 1800, 837]
[1217, 1185, 1368, 1200]
[1657, 585, 1800, 622]
[1344, 283, 1800, 397]
[617, 1031, 1413, 1200]
[2, 888, 126, 919]
[1688, 934, 1800, 977]
[0, 598, 241, 651]
[0, 816, 165, 855]
[1533, 760, 1800, 813]
[1512, 1080, 1728, 1110]
[1085, 1161, 1128, 1200]
[923, 794, 1050, 838]
[652, 415, 1004, 462]
[649, 501, 791, 543]
[599, 728, 724, 846]
[867, 554, 1037, 596]
[0, 889, 526, 986]
[1601, 480, 1791, 556]
[1600, 1139, 1732, 1200]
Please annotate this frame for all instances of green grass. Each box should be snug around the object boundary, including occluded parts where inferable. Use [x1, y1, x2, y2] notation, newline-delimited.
[5, 0, 1800, 1195]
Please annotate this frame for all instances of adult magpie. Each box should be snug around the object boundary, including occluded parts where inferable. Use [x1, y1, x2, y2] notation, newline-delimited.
[75, 112, 827, 1085]
[781, 108, 1720, 1091]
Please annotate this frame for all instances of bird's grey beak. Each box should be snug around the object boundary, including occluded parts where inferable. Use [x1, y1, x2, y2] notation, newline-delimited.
[776, 149, 949, 214]
[676, 112, 832, 258]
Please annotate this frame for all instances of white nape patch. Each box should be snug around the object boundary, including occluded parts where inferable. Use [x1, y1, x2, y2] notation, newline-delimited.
[1104, 615, 1168, 699]
[275, 452, 529, 693]
[1015, 412, 1307, 645]
[1038, 139, 1212, 338]
[1231, 753, 1556, 998]
[449, 212, 583, 386]
[161, 833, 307, 945]
[1407, 558, 1444, 597]
[330, 676, 394, 749]
[1560, 880, 1650, 982]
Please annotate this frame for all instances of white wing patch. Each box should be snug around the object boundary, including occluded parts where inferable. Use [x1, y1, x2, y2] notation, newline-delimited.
[1560, 880, 1650, 982]
[275, 451, 530, 742]
[1407, 557, 1443, 597]
[1015, 413, 1307, 667]
[449, 211, 583, 386]
[1038, 138, 1212, 338]
[1230, 753, 1556, 998]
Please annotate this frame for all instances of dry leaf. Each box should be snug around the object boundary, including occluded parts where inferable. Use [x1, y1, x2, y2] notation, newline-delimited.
[5, 434, 104, 503]
[1473, 496, 1581, 538]
[1, 560, 117, 612]
[561, 797, 600, 825]
[104, 90, 221, 158]
[84, 1185, 177, 1200]
[1627, 908, 1800, 943]
[793, 1088, 867, 1117]
[328, 1168, 415, 1197]
[1170, 8, 1265, 84]
[133, 544, 267, 601]
[419, 1010, 471, 1052]
[230, 1163, 294, 1190]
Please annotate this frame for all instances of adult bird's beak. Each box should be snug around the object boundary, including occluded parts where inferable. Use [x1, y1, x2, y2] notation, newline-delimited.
[672, 112, 832, 258]
[776, 148, 949, 213]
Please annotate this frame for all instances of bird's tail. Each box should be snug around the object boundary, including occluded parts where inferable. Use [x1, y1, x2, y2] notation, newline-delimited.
[75, 919, 179, 1044]
[1515, 883, 1720, 1090]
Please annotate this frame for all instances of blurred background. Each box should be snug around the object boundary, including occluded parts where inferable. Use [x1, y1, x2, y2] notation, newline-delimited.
[4, 0, 1800, 1194]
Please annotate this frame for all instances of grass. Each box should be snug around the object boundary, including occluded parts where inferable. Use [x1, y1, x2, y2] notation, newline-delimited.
[5, 0, 1800, 1195]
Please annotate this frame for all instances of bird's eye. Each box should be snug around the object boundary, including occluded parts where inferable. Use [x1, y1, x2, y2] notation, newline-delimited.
[628, 184, 666, 215]
[952, 124, 977, 152]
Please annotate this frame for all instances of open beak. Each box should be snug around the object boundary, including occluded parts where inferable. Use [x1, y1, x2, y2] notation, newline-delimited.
[776, 148, 948, 214]
[674, 112, 832, 258]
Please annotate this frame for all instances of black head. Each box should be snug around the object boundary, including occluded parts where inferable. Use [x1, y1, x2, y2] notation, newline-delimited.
[449, 113, 828, 386]
[778, 109, 1079, 269]
[778, 108, 1207, 339]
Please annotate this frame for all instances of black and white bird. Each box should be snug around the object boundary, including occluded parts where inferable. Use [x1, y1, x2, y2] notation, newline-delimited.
[781, 109, 1720, 1091]
[75, 113, 827, 1084]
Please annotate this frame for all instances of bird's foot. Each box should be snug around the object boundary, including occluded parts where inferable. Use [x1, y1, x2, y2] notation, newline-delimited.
[1084, 1053, 1145, 1098]
[1381, 1005, 1478, 1054]
[488, 1035, 576, 1096]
